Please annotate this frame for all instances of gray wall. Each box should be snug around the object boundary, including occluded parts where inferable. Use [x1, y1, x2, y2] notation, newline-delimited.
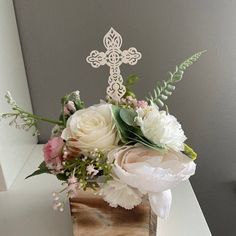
[14, 0, 236, 235]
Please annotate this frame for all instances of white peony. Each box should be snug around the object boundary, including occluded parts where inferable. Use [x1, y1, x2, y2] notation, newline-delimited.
[61, 103, 119, 152]
[108, 145, 196, 218]
[136, 102, 186, 151]
[99, 179, 143, 209]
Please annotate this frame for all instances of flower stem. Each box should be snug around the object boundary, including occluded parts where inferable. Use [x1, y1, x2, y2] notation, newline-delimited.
[28, 113, 63, 126]
[15, 108, 63, 126]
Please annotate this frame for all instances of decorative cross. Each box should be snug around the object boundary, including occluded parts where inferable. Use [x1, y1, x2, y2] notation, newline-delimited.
[86, 27, 142, 101]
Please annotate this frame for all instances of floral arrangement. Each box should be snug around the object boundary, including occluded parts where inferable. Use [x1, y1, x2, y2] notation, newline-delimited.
[0, 38, 205, 218]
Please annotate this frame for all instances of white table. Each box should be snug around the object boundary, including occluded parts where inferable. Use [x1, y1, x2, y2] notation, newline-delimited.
[0, 145, 211, 236]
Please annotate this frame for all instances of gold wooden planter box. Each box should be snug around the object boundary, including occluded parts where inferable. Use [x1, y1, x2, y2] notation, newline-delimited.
[70, 190, 157, 236]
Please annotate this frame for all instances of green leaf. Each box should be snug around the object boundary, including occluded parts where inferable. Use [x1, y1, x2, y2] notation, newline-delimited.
[128, 130, 165, 150]
[124, 89, 136, 98]
[56, 173, 68, 181]
[147, 51, 206, 107]
[112, 105, 166, 150]
[59, 91, 85, 125]
[124, 75, 139, 98]
[129, 137, 165, 152]
[60, 96, 67, 126]
[183, 143, 197, 160]
[125, 75, 139, 87]
[111, 105, 130, 143]
[119, 108, 137, 126]
[74, 100, 84, 110]
[25, 161, 51, 179]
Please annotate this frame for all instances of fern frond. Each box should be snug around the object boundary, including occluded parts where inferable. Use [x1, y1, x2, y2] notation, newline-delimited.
[147, 51, 206, 107]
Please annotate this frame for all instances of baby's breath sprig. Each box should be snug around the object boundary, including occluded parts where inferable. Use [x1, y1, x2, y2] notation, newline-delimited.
[60, 149, 113, 191]
[0, 92, 64, 135]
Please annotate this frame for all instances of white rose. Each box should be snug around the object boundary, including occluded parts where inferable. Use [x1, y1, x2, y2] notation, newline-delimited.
[136, 102, 186, 151]
[61, 104, 119, 152]
[108, 145, 196, 218]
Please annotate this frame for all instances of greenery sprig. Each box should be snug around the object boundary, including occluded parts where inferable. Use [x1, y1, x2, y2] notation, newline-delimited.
[112, 105, 165, 151]
[58, 149, 113, 190]
[147, 51, 206, 107]
[124, 74, 139, 98]
[0, 92, 63, 135]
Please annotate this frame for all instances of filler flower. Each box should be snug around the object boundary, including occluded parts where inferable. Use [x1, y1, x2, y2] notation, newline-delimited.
[86, 164, 99, 177]
[67, 174, 79, 198]
[61, 103, 119, 152]
[136, 102, 186, 151]
[108, 145, 196, 218]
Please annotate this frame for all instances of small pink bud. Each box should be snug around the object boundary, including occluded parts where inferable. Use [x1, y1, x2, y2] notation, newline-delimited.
[63, 106, 70, 115]
[54, 196, 59, 201]
[66, 101, 76, 112]
[137, 100, 148, 109]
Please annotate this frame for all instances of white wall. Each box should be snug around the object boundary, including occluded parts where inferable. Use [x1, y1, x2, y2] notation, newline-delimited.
[0, 0, 37, 190]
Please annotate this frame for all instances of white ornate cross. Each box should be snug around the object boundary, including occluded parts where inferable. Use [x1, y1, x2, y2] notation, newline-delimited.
[86, 27, 142, 101]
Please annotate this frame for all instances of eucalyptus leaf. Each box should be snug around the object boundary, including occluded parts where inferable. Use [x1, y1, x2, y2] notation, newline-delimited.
[119, 108, 137, 127]
[111, 105, 130, 143]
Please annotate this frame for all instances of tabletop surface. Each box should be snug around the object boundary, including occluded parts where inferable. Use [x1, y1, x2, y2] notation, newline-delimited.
[0, 145, 211, 236]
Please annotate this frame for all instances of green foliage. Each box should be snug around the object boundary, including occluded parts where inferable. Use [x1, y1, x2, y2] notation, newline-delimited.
[112, 105, 165, 150]
[124, 75, 139, 98]
[60, 91, 85, 126]
[25, 161, 51, 179]
[125, 74, 139, 86]
[56, 173, 68, 181]
[61, 151, 113, 190]
[119, 108, 137, 126]
[111, 105, 131, 143]
[183, 144, 197, 160]
[1, 92, 63, 136]
[74, 100, 84, 111]
[147, 51, 206, 107]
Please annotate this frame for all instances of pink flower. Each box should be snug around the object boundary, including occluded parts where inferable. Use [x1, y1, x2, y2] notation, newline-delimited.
[66, 101, 76, 112]
[136, 100, 148, 109]
[86, 164, 99, 177]
[43, 137, 64, 172]
[63, 106, 70, 116]
[67, 174, 79, 198]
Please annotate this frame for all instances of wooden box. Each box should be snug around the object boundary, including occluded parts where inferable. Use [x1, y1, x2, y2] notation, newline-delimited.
[70, 190, 157, 236]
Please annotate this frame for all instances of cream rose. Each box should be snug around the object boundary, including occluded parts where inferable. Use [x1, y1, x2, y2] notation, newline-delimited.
[61, 104, 119, 152]
[108, 145, 196, 218]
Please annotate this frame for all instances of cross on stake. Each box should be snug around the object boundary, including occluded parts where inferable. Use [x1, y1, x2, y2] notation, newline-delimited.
[86, 27, 142, 101]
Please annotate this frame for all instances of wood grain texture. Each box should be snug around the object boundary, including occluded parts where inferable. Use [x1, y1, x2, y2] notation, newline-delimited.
[70, 190, 157, 236]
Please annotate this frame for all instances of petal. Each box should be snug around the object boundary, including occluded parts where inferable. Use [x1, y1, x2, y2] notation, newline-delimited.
[61, 128, 72, 140]
[148, 190, 172, 219]
[99, 180, 143, 209]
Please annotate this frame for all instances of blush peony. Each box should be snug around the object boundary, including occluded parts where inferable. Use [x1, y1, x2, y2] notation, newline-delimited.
[107, 144, 196, 218]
